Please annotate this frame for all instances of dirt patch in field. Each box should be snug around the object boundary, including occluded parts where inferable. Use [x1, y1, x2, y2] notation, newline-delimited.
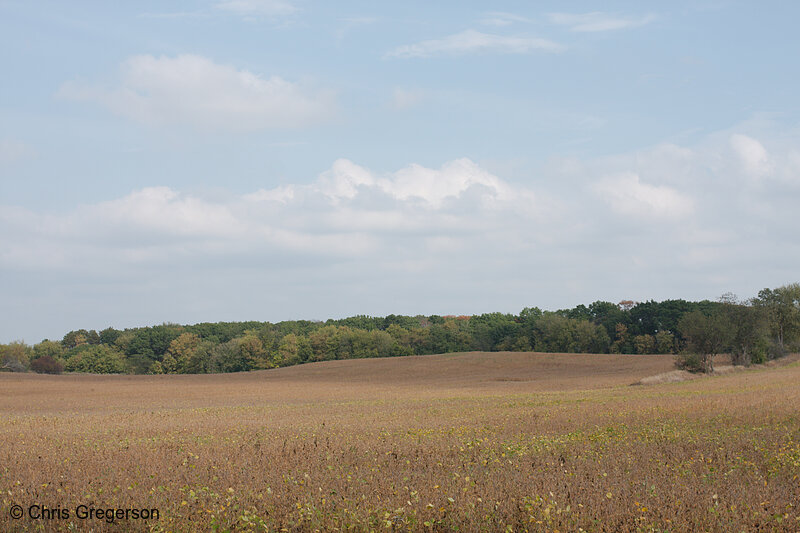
[635, 365, 742, 385]
[634, 353, 800, 385]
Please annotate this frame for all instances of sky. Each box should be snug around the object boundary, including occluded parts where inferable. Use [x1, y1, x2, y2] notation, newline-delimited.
[2, 1, 800, 343]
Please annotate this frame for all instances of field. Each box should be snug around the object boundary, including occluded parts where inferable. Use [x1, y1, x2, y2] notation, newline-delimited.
[2, 352, 799, 532]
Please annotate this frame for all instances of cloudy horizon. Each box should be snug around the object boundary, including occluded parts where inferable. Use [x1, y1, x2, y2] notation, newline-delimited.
[2, 1, 799, 343]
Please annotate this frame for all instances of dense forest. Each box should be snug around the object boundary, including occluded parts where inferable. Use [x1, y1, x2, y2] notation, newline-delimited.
[2, 284, 799, 375]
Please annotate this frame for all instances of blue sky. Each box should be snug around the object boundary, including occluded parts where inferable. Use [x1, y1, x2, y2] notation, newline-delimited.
[2, 1, 799, 343]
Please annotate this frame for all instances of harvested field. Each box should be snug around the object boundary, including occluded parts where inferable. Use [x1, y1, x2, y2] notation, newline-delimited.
[2, 352, 799, 531]
[1, 352, 676, 413]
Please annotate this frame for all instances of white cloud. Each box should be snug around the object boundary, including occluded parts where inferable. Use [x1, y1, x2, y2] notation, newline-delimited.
[381, 158, 520, 207]
[309, 157, 527, 209]
[215, 0, 297, 16]
[316, 159, 377, 201]
[5, 122, 800, 342]
[592, 172, 694, 219]
[58, 54, 334, 131]
[244, 185, 295, 204]
[0, 158, 545, 275]
[549, 12, 655, 32]
[730, 134, 771, 178]
[86, 187, 246, 238]
[387, 29, 562, 58]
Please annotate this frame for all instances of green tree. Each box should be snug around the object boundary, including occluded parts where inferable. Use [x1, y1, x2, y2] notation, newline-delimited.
[125, 324, 184, 360]
[161, 354, 178, 373]
[677, 310, 733, 373]
[368, 329, 404, 357]
[509, 336, 532, 351]
[587, 301, 628, 341]
[238, 334, 269, 369]
[62, 330, 89, 350]
[573, 320, 611, 353]
[98, 327, 121, 345]
[655, 300, 696, 334]
[33, 340, 65, 361]
[276, 333, 302, 366]
[166, 332, 211, 373]
[654, 330, 675, 354]
[721, 299, 768, 366]
[386, 324, 412, 348]
[756, 283, 800, 355]
[629, 301, 661, 336]
[113, 330, 136, 353]
[633, 334, 656, 354]
[533, 314, 609, 353]
[208, 340, 250, 373]
[610, 323, 629, 354]
[149, 360, 164, 374]
[308, 326, 342, 361]
[470, 313, 519, 351]
[65, 345, 126, 374]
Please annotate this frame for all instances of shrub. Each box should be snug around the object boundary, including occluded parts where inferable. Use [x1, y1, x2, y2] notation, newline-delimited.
[1, 358, 27, 372]
[767, 341, 788, 360]
[30, 355, 64, 374]
[750, 341, 767, 365]
[1, 341, 30, 372]
[674, 352, 705, 373]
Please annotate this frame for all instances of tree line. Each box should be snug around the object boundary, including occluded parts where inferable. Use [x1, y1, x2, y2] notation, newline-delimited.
[2, 284, 798, 375]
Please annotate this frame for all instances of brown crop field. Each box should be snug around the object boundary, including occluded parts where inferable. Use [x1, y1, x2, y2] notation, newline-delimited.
[2, 352, 799, 532]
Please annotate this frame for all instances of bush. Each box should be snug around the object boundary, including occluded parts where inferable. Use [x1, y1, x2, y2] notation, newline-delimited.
[750, 341, 767, 365]
[30, 355, 64, 374]
[675, 352, 705, 373]
[765, 342, 788, 361]
[1, 358, 27, 372]
[1, 341, 31, 372]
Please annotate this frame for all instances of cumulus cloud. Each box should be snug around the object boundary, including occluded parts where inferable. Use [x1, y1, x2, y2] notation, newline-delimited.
[548, 12, 655, 32]
[310, 158, 530, 209]
[592, 172, 694, 219]
[387, 30, 562, 58]
[730, 134, 771, 178]
[6, 125, 795, 286]
[5, 122, 800, 343]
[0, 159, 545, 276]
[58, 54, 334, 131]
[86, 187, 247, 239]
